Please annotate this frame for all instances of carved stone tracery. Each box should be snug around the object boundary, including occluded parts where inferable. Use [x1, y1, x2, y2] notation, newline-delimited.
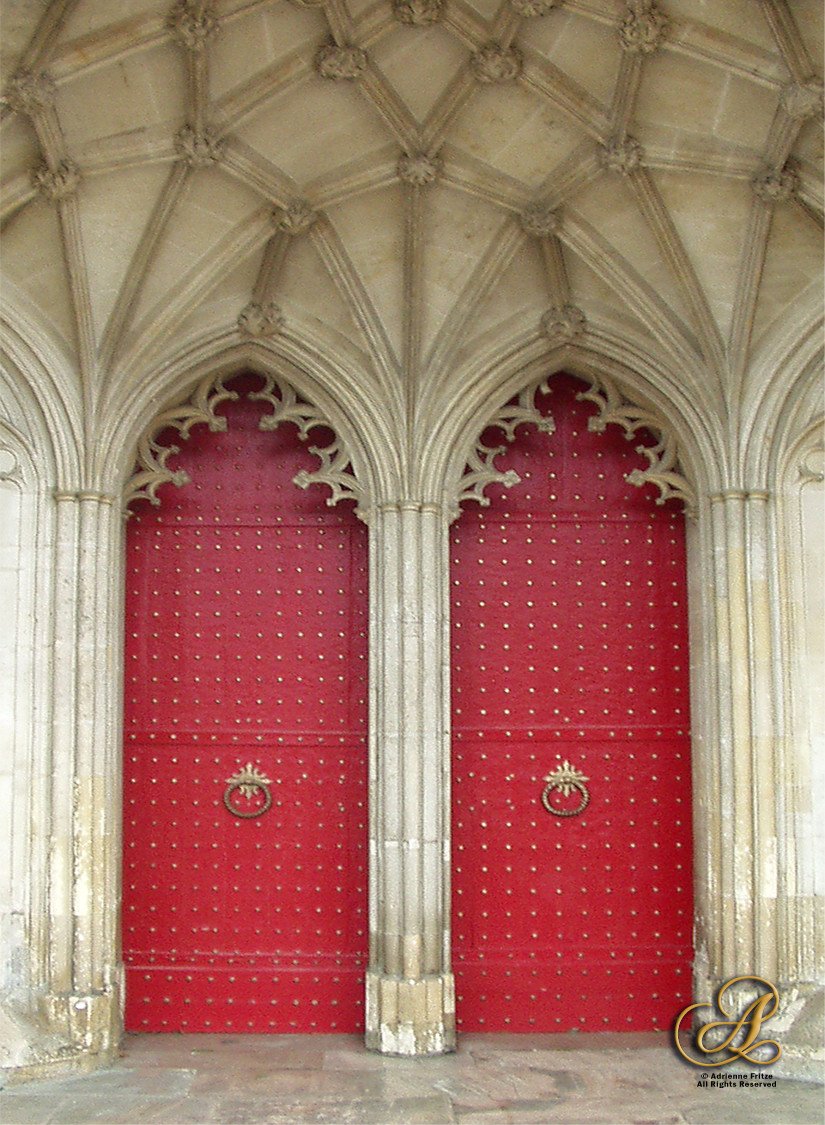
[250, 375, 363, 509]
[455, 373, 694, 518]
[124, 373, 362, 513]
[454, 381, 555, 516]
[123, 372, 237, 511]
[576, 375, 695, 510]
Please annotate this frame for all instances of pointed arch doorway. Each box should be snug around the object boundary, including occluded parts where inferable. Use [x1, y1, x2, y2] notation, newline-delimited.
[450, 373, 693, 1032]
[122, 373, 369, 1033]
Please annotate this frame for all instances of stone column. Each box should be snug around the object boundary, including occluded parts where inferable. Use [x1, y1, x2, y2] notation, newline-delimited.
[695, 489, 778, 988]
[364, 501, 455, 1055]
[42, 491, 124, 1064]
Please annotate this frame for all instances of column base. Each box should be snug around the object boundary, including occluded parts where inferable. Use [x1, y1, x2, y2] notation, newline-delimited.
[41, 989, 119, 1053]
[365, 971, 456, 1056]
[1, 989, 121, 1085]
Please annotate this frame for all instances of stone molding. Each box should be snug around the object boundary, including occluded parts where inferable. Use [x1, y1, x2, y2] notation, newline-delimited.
[470, 44, 523, 84]
[315, 43, 368, 81]
[392, 0, 444, 27]
[365, 502, 455, 1053]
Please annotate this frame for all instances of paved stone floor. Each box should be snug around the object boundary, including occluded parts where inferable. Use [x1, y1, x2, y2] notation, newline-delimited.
[1, 1033, 822, 1125]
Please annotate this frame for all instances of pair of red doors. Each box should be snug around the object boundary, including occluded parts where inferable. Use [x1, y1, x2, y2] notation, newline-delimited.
[122, 373, 692, 1033]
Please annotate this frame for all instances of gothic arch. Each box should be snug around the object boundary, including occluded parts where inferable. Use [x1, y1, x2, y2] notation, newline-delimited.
[0, 311, 80, 490]
[423, 338, 721, 517]
[99, 334, 400, 511]
[745, 316, 824, 489]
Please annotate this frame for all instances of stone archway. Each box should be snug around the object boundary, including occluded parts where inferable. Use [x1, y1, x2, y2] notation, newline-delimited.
[121, 372, 370, 1033]
[449, 372, 693, 1031]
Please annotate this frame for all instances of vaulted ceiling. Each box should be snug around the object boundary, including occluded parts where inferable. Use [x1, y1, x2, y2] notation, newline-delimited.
[1, 0, 822, 481]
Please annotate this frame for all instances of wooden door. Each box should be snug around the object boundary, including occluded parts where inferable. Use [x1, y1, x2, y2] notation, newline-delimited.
[122, 375, 368, 1032]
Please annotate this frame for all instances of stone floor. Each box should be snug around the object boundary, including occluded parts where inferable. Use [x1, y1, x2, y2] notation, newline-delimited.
[1, 1033, 822, 1125]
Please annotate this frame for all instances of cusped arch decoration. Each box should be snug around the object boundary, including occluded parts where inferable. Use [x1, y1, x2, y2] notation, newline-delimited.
[122, 369, 364, 515]
[452, 369, 696, 519]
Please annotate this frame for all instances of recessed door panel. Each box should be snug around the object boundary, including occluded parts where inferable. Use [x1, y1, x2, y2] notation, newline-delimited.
[451, 374, 693, 1031]
[123, 375, 368, 1032]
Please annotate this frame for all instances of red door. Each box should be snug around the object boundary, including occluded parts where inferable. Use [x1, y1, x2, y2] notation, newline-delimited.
[451, 374, 693, 1031]
[122, 375, 368, 1032]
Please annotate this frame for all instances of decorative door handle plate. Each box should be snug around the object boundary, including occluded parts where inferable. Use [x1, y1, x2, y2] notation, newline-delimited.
[541, 760, 590, 817]
[224, 763, 272, 818]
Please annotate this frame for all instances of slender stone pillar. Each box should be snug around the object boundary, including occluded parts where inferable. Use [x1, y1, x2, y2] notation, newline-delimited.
[699, 490, 778, 986]
[364, 501, 455, 1055]
[42, 491, 124, 1063]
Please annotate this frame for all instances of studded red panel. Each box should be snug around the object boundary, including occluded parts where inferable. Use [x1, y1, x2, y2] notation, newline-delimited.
[451, 373, 693, 1032]
[123, 375, 368, 1033]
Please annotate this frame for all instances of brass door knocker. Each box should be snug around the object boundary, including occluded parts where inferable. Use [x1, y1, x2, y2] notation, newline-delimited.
[541, 760, 590, 817]
[224, 763, 272, 818]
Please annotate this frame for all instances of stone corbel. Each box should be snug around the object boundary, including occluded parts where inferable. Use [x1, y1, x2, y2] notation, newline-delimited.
[576, 374, 696, 511]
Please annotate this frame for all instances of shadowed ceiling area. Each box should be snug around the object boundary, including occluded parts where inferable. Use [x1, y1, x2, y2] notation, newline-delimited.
[1, 0, 822, 466]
